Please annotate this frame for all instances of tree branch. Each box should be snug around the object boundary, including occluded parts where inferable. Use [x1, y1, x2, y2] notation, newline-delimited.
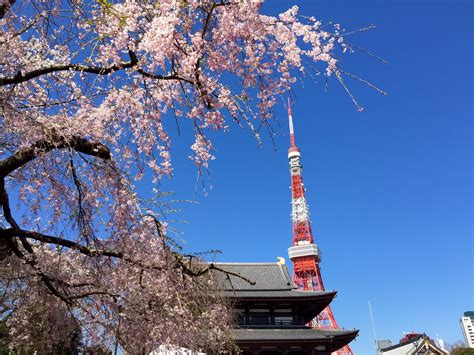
[173, 257, 256, 286]
[136, 69, 194, 85]
[1, 49, 193, 87]
[0, 135, 110, 178]
[0, 52, 138, 86]
[0, 178, 34, 254]
[68, 291, 119, 301]
[1, 228, 123, 258]
[0, 179, 20, 229]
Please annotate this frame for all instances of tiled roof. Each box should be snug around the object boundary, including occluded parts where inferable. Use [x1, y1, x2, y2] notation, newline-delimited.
[213, 262, 294, 291]
[380, 334, 424, 351]
[380, 334, 448, 354]
[212, 262, 336, 301]
[232, 328, 359, 341]
[223, 289, 336, 300]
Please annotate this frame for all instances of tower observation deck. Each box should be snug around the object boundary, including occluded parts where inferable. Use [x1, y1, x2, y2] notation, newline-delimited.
[286, 102, 353, 355]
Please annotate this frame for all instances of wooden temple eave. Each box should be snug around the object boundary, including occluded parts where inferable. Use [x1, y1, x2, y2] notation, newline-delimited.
[229, 291, 336, 325]
[234, 328, 359, 354]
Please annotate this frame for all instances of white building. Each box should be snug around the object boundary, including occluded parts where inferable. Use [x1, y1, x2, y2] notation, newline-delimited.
[460, 311, 474, 348]
[150, 346, 205, 355]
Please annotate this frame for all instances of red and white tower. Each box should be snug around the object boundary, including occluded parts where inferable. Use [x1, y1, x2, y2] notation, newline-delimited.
[286, 102, 353, 355]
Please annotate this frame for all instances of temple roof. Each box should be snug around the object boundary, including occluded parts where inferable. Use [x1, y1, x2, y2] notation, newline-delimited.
[379, 334, 448, 354]
[233, 328, 359, 352]
[233, 328, 358, 341]
[222, 289, 336, 300]
[213, 262, 333, 292]
[213, 262, 336, 303]
[213, 263, 336, 319]
[213, 262, 295, 291]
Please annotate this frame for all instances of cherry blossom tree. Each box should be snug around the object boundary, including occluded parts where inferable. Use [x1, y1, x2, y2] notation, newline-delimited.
[0, 0, 383, 352]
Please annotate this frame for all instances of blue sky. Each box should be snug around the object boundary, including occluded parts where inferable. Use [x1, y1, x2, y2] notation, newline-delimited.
[156, 1, 472, 353]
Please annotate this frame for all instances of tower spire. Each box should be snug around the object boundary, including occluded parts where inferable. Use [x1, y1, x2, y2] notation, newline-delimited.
[286, 104, 353, 355]
[288, 98, 296, 148]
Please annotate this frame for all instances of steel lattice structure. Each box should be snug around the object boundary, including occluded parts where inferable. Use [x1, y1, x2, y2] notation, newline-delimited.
[286, 103, 353, 355]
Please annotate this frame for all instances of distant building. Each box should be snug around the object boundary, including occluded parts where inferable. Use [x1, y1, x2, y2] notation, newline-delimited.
[460, 311, 474, 348]
[150, 346, 204, 355]
[376, 333, 448, 355]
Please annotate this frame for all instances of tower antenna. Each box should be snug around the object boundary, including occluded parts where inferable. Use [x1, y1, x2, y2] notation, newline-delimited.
[287, 97, 296, 148]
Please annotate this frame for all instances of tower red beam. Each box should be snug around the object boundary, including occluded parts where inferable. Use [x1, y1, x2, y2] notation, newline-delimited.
[286, 102, 353, 355]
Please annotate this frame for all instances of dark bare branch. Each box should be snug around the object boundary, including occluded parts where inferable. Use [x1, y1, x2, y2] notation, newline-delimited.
[0, 178, 34, 254]
[0, 135, 110, 178]
[39, 273, 71, 303]
[68, 291, 119, 301]
[0, 53, 138, 86]
[137, 69, 194, 84]
[1, 228, 123, 258]
[0, 178, 20, 229]
[2, 49, 193, 87]
[174, 257, 256, 285]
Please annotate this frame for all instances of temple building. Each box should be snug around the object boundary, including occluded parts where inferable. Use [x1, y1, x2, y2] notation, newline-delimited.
[215, 262, 358, 354]
[376, 333, 448, 355]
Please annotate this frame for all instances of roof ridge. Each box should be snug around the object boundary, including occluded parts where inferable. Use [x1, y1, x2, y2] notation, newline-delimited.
[380, 334, 425, 352]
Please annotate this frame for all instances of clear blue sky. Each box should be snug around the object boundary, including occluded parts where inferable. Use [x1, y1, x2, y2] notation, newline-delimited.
[154, 1, 472, 353]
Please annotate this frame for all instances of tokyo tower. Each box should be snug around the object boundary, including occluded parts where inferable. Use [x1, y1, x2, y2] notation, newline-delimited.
[286, 102, 353, 355]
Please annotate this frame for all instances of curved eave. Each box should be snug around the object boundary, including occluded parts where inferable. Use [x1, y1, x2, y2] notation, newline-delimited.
[234, 328, 359, 353]
[227, 290, 336, 324]
[224, 290, 337, 302]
